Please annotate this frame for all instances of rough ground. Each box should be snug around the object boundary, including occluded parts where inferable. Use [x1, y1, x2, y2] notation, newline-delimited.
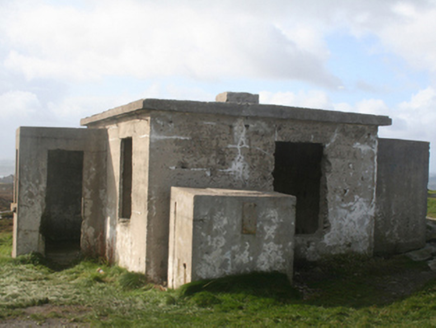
[2, 189, 436, 326]
[293, 257, 436, 304]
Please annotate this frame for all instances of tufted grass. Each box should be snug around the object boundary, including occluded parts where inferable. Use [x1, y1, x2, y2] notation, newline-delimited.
[1, 217, 436, 327]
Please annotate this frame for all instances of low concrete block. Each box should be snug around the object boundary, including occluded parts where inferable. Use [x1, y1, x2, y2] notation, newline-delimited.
[168, 187, 296, 289]
[215, 92, 259, 104]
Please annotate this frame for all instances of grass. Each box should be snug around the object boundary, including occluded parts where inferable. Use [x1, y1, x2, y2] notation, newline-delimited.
[1, 189, 436, 326]
[429, 190, 436, 218]
[1, 218, 436, 327]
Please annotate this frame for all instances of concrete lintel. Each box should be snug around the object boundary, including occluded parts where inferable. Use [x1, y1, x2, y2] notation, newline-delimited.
[80, 98, 392, 127]
[18, 127, 107, 152]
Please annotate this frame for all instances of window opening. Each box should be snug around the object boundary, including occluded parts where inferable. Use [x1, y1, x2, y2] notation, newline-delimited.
[120, 137, 133, 219]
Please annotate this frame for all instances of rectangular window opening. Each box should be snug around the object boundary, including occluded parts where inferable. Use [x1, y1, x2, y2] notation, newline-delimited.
[273, 142, 323, 234]
[120, 137, 133, 219]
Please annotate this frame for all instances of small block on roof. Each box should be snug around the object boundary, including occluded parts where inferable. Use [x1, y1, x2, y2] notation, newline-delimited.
[216, 92, 259, 104]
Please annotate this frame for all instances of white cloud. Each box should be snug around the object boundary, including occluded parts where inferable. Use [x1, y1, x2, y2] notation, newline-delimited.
[379, 4, 436, 72]
[260, 90, 332, 109]
[0, 90, 45, 163]
[0, 90, 42, 119]
[0, 1, 339, 86]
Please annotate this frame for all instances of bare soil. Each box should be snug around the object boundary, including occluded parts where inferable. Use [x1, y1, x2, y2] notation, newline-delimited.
[0, 305, 91, 327]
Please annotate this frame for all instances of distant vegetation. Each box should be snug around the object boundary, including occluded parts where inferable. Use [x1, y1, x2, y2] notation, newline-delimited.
[429, 175, 436, 190]
[0, 174, 13, 184]
[0, 180, 13, 213]
[428, 190, 436, 218]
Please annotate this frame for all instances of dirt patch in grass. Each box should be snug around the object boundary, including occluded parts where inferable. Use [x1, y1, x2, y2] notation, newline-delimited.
[0, 314, 90, 328]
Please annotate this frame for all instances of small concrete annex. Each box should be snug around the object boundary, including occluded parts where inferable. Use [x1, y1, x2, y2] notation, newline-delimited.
[11, 92, 429, 284]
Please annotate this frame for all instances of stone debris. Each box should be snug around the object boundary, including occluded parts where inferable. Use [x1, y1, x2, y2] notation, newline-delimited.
[428, 259, 436, 271]
[405, 247, 433, 262]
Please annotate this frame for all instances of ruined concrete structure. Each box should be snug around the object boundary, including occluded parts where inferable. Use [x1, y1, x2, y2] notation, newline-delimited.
[12, 92, 429, 284]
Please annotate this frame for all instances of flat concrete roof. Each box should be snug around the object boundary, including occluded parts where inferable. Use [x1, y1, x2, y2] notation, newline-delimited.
[172, 187, 296, 198]
[80, 98, 392, 126]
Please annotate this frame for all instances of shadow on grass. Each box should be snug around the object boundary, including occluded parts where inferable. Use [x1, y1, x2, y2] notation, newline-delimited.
[14, 252, 87, 272]
[179, 271, 300, 304]
[177, 254, 436, 310]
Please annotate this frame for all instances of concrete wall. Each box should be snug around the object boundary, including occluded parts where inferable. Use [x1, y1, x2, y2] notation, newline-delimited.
[168, 187, 296, 289]
[374, 138, 429, 254]
[13, 127, 107, 257]
[99, 116, 150, 272]
[145, 110, 378, 281]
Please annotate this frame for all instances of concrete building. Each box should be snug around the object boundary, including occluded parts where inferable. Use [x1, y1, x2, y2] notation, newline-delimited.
[11, 92, 429, 284]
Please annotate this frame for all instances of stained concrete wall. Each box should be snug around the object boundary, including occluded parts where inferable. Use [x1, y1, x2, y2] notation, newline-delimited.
[13, 127, 107, 258]
[82, 98, 388, 282]
[168, 187, 296, 289]
[99, 116, 150, 272]
[145, 111, 379, 281]
[374, 138, 429, 254]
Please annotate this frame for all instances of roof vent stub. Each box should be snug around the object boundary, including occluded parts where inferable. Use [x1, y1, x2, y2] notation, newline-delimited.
[216, 92, 259, 104]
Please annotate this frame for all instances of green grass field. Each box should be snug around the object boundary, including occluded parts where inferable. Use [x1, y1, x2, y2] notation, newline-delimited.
[429, 190, 436, 218]
[1, 192, 436, 326]
[2, 217, 436, 327]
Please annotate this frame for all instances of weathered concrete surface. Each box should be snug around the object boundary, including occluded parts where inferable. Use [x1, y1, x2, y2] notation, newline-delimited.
[145, 112, 379, 280]
[215, 92, 259, 104]
[13, 127, 107, 258]
[80, 96, 389, 282]
[97, 116, 150, 272]
[168, 187, 296, 289]
[374, 139, 429, 254]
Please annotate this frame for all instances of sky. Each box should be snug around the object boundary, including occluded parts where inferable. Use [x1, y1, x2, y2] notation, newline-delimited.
[0, 0, 436, 176]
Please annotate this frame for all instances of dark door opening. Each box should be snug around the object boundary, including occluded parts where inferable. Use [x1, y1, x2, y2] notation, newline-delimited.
[273, 142, 323, 234]
[41, 150, 84, 257]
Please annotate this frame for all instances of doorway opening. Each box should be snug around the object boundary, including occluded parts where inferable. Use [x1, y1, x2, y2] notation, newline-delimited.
[273, 142, 323, 234]
[41, 150, 84, 261]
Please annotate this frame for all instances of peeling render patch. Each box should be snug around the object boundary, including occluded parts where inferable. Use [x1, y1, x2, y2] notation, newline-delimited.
[353, 142, 374, 153]
[151, 135, 191, 141]
[219, 120, 250, 182]
[325, 127, 339, 148]
[323, 195, 374, 253]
